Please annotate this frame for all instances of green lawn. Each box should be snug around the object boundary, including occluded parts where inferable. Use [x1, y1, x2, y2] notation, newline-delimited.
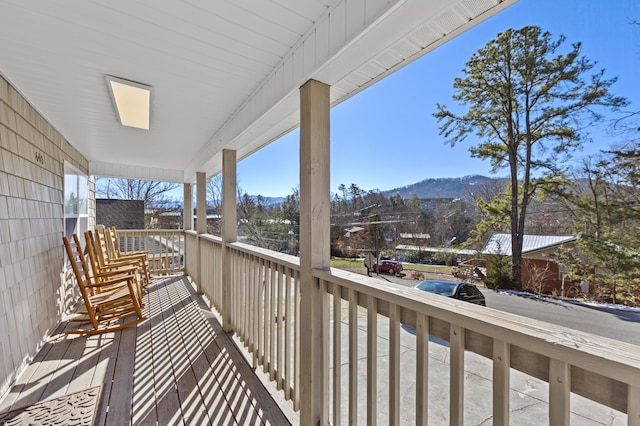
[330, 257, 366, 269]
[404, 263, 454, 274]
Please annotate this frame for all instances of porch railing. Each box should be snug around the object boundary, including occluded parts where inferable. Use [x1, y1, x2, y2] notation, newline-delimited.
[184, 231, 640, 425]
[186, 232, 301, 409]
[116, 229, 185, 275]
[228, 241, 301, 410]
[185, 232, 223, 312]
[314, 268, 640, 425]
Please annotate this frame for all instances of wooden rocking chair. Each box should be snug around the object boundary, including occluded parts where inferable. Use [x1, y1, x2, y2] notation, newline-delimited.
[94, 227, 151, 287]
[108, 226, 149, 258]
[105, 226, 151, 284]
[63, 235, 146, 335]
[84, 231, 145, 304]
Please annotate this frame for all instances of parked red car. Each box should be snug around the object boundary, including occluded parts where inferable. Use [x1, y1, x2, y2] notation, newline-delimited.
[372, 260, 403, 275]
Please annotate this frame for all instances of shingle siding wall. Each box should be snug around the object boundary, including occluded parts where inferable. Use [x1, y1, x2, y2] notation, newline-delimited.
[0, 75, 93, 399]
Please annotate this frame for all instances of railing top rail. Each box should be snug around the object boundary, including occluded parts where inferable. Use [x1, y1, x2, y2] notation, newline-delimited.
[227, 241, 300, 271]
[186, 233, 296, 269]
[198, 233, 223, 244]
[117, 229, 186, 235]
[313, 267, 640, 387]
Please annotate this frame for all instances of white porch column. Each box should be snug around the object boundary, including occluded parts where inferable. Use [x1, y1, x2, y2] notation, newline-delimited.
[183, 182, 194, 282]
[299, 79, 330, 425]
[195, 172, 207, 293]
[196, 172, 207, 234]
[221, 149, 237, 332]
[183, 183, 193, 230]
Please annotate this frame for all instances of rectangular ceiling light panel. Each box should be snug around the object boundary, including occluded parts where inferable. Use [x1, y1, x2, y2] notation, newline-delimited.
[106, 75, 152, 130]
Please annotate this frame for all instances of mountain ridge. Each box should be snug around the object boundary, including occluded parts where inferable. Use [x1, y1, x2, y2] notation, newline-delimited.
[379, 175, 504, 199]
[246, 175, 505, 204]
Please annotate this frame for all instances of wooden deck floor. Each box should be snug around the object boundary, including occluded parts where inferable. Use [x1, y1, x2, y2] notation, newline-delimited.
[0, 275, 292, 425]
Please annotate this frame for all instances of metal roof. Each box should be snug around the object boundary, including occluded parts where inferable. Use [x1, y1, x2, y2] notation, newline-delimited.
[0, 0, 516, 184]
[482, 233, 577, 256]
[400, 233, 431, 239]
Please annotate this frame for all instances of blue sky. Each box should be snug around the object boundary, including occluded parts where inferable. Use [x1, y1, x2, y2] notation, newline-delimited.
[233, 0, 639, 198]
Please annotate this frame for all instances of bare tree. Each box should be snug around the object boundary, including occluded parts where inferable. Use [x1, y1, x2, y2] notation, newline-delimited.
[523, 262, 552, 295]
[96, 178, 179, 207]
[206, 174, 222, 214]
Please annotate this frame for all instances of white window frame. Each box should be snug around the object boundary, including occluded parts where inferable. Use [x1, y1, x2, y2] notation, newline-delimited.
[64, 162, 89, 247]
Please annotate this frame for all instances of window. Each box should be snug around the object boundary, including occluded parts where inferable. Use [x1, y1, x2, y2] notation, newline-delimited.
[64, 162, 89, 246]
[463, 285, 482, 296]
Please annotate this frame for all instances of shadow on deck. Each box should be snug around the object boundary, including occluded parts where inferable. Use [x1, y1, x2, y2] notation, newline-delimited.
[0, 275, 291, 425]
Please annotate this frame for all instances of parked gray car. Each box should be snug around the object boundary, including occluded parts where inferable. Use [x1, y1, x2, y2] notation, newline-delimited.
[414, 279, 486, 306]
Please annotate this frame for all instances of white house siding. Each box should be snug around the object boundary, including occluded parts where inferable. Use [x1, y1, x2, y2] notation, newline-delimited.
[0, 75, 93, 398]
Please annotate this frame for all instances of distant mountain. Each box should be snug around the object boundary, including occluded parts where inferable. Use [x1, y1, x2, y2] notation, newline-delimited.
[381, 175, 504, 199]
[248, 195, 287, 206]
[249, 176, 504, 203]
[177, 176, 503, 208]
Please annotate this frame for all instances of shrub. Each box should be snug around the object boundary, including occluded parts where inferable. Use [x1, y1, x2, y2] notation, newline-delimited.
[484, 254, 512, 289]
[410, 271, 425, 281]
[431, 251, 458, 266]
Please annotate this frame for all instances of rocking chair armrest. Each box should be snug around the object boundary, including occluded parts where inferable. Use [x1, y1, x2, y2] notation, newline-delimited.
[123, 250, 149, 256]
[88, 274, 135, 289]
[96, 266, 137, 278]
[104, 259, 140, 268]
[117, 252, 147, 260]
[116, 254, 148, 264]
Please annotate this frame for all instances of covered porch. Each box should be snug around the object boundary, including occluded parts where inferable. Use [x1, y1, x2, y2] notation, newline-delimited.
[1, 230, 639, 424]
[0, 274, 293, 425]
[1, 0, 640, 425]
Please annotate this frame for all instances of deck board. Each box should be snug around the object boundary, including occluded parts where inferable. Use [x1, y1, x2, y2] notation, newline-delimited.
[0, 337, 53, 412]
[0, 275, 292, 425]
[65, 332, 104, 396]
[132, 288, 158, 426]
[40, 328, 86, 401]
[158, 280, 204, 425]
[147, 279, 179, 425]
[106, 324, 137, 424]
[166, 278, 225, 424]
[90, 329, 121, 425]
[2, 325, 73, 410]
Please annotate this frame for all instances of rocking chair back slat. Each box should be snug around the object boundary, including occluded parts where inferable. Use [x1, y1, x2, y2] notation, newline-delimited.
[62, 234, 146, 335]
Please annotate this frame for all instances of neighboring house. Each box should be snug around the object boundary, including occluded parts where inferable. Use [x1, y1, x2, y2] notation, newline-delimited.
[332, 226, 367, 258]
[158, 211, 184, 229]
[344, 226, 365, 238]
[396, 233, 431, 262]
[399, 232, 431, 245]
[482, 233, 579, 294]
[96, 199, 145, 229]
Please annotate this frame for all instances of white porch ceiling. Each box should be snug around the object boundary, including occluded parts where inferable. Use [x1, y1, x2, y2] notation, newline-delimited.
[0, 0, 516, 184]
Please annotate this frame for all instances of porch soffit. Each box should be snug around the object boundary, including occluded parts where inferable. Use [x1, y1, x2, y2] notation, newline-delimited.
[0, 0, 516, 184]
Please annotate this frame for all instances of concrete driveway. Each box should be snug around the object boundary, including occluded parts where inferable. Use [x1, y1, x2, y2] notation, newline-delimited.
[360, 266, 640, 345]
[337, 267, 632, 424]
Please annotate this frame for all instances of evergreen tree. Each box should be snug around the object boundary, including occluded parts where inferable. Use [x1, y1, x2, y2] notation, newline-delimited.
[435, 26, 626, 289]
[563, 147, 640, 304]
